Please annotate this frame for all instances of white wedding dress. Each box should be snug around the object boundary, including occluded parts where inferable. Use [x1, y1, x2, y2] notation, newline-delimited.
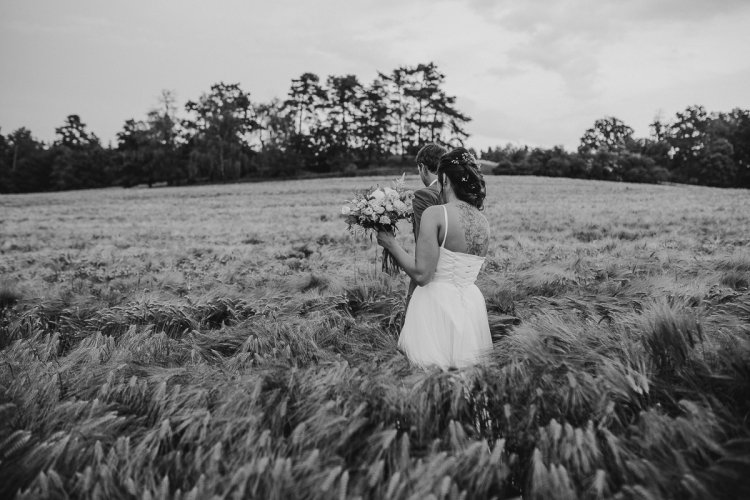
[399, 206, 492, 370]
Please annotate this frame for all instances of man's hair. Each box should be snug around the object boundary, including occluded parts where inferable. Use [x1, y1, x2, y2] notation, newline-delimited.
[416, 143, 448, 174]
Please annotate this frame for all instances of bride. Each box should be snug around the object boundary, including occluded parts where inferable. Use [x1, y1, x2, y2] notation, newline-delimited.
[377, 147, 492, 370]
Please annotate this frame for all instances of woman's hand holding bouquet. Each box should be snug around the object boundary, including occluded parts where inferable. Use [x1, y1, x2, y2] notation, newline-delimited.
[341, 174, 414, 274]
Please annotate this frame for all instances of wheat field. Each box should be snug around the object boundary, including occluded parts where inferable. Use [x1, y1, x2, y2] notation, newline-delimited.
[1, 175, 749, 499]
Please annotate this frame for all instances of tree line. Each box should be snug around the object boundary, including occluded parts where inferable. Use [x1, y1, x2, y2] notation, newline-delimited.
[481, 106, 750, 188]
[0, 63, 470, 193]
[1, 62, 748, 193]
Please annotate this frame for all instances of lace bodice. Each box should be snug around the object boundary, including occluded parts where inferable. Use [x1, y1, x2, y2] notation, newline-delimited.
[431, 205, 485, 287]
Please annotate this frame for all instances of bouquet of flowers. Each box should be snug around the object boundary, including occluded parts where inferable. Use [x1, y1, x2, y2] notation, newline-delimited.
[341, 174, 415, 275]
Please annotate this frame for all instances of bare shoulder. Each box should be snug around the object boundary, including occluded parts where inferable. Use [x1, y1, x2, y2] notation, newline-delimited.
[421, 204, 444, 222]
[415, 204, 443, 245]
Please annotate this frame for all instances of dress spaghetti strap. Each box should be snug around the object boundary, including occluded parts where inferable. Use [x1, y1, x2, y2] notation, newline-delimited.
[441, 205, 448, 248]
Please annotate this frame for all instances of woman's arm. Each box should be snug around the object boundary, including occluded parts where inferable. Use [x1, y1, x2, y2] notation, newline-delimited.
[377, 205, 442, 286]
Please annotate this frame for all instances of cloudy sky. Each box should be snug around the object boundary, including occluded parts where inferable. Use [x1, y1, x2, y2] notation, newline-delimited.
[1, 0, 749, 151]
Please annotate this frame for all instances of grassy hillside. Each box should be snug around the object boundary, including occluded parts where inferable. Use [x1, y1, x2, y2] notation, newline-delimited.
[1, 176, 749, 499]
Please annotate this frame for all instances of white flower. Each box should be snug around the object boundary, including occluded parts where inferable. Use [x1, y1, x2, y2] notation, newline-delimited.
[374, 205, 385, 214]
[383, 187, 397, 197]
[371, 214, 379, 222]
[380, 215, 391, 225]
[370, 189, 385, 200]
[363, 207, 373, 216]
[341, 205, 351, 215]
[385, 203, 394, 212]
[393, 200, 407, 212]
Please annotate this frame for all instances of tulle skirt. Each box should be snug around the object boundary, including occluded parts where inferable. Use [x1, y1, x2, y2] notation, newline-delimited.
[399, 280, 492, 370]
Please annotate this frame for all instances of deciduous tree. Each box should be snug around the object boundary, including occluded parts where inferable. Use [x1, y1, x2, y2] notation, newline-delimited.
[578, 116, 635, 154]
[184, 83, 259, 181]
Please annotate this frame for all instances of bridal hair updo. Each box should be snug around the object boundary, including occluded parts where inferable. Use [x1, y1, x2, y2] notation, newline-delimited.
[437, 147, 486, 210]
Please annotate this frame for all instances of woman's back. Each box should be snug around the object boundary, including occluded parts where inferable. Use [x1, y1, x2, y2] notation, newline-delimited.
[438, 201, 490, 257]
[429, 203, 489, 288]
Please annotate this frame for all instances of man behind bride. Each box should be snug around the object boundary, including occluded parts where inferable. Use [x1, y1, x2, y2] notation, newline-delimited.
[407, 143, 448, 306]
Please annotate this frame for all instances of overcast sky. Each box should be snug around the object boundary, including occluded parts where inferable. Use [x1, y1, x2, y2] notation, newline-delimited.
[1, 0, 749, 151]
